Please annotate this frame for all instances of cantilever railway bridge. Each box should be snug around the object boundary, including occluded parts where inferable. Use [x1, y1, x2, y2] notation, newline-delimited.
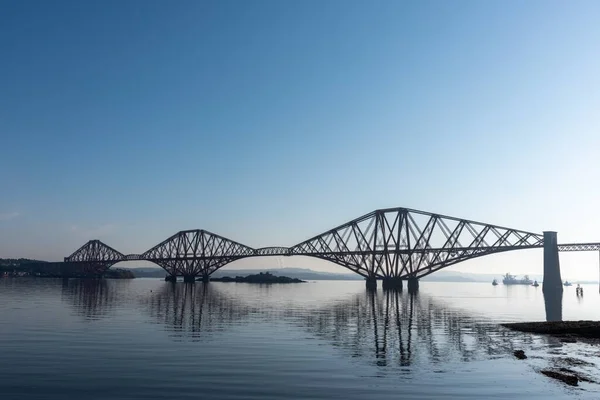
[63, 207, 599, 289]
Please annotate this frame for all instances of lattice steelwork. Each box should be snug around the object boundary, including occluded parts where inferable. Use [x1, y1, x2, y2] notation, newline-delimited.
[254, 247, 291, 256]
[65, 240, 125, 262]
[62, 207, 558, 279]
[558, 243, 600, 252]
[289, 207, 544, 279]
[64, 240, 125, 276]
[140, 229, 254, 277]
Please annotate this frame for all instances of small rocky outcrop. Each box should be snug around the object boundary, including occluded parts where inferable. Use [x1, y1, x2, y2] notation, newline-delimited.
[513, 350, 527, 360]
[210, 272, 305, 284]
[540, 370, 579, 386]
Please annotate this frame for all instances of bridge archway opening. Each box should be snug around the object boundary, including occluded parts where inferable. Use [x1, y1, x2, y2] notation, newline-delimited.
[111, 260, 150, 268]
[214, 255, 367, 279]
[95, 260, 180, 279]
[416, 248, 544, 280]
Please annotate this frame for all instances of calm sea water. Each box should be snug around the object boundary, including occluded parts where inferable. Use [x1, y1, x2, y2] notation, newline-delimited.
[1, 278, 599, 399]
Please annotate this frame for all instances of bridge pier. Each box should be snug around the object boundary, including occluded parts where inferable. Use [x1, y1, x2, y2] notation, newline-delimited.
[365, 277, 377, 290]
[382, 277, 403, 291]
[407, 278, 419, 293]
[183, 275, 196, 283]
[542, 231, 563, 296]
[544, 290, 563, 321]
[165, 275, 177, 282]
[200, 274, 210, 283]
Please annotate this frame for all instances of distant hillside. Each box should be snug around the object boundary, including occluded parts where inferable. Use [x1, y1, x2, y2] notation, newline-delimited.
[124, 267, 549, 282]
[125, 267, 166, 278]
[0, 258, 47, 265]
[125, 267, 363, 280]
[6, 261, 593, 284]
[421, 271, 544, 283]
[212, 268, 364, 281]
[0, 258, 48, 270]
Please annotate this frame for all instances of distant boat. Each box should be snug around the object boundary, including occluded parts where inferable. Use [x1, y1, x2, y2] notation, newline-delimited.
[564, 281, 572, 287]
[492, 279, 498, 286]
[532, 280, 539, 287]
[502, 273, 532, 285]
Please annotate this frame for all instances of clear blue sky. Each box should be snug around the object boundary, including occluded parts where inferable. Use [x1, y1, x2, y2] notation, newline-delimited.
[1, 1, 600, 279]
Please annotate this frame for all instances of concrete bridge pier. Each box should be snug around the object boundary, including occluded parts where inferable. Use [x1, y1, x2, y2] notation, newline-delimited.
[542, 231, 563, 296]
[200, 274, 210, 283]
[164, 275, 177, 282]
[544, 290, 563, 321]
[183, 275, 196, 283]
[407, 277, 419, 293]
[382, 277, 403, 291]
[365, 277, 377, 290]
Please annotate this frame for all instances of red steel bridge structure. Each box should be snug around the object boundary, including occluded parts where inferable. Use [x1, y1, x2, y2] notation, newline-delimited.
[63, 207, 599, 291]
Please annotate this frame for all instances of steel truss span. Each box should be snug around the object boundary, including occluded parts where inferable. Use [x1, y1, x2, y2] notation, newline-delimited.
[64, 207, 552, 279]
[557, 243, 600, 252]
[63, 240, 125, 276]
[289, 208, 543, 278]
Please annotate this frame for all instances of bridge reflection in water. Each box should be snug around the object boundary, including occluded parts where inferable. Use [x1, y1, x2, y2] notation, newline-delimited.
[141, 283, 257, 340]
[61, 281, 552, 367]
[60, 278, 123, 320]
[282, 290, 539, 367]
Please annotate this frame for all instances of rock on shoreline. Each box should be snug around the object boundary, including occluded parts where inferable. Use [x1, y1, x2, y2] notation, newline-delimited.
[504, 323, 600, 387]
[540, 370, 579, 386]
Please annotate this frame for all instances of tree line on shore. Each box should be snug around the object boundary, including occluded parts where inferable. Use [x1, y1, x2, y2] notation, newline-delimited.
[0, 258, 134, 279]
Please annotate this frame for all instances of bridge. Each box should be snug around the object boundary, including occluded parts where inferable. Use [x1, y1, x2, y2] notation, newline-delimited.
[63, 206, 598, 291]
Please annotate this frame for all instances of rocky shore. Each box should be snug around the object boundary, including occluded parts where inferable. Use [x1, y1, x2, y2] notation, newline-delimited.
[512, 349, 597, 387]
[506, 321, 600, 387]
[502, 321, 600, 339]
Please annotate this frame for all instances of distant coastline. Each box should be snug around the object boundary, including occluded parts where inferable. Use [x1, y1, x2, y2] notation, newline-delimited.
[0, 259, 134, 279]
[1, 259, 595, 283]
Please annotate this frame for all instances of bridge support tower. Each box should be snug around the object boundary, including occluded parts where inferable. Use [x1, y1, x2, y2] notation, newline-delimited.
[365, 277, 377, 290]
[165, 275, 177, 282]
[407, 277, 419, 293]
[542, 231, 563, 296]
[382, 277, 403, 291]
[200, 274, 210, 283]
[183, 275, 196, 283]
